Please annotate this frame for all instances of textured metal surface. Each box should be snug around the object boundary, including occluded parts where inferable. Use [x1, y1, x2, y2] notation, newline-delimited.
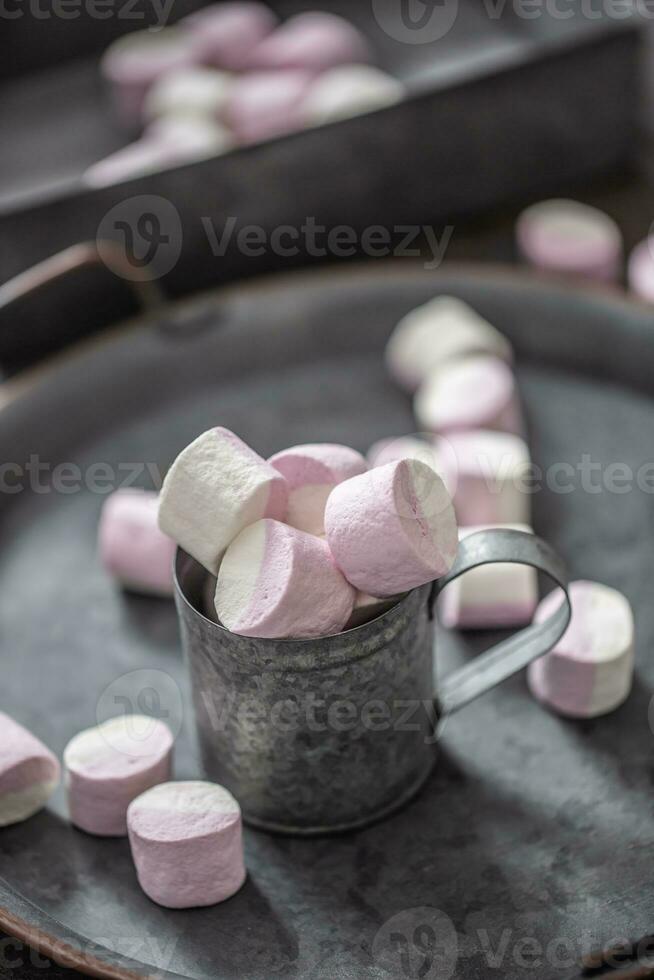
[0, 264, 653, 980]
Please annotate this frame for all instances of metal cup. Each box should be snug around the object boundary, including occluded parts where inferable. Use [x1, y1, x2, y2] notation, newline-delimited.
[175, 529, 570, 835]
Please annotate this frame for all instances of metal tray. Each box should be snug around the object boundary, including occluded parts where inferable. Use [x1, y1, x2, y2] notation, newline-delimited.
[0, 262, 653, 980]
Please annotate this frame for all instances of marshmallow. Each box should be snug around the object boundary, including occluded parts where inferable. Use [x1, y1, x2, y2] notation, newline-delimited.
[215, 519, 355, 638]
[627, 237, 654, 304]
[127, 780, 246, 908]
[441, 430, 531, 527]
[246, 12, 371, 73]
[98, 489, 176, 597]
[182, 2, 278, 71]
[325, 458, 458, 597]
[516, 199, 622, 282]
[527, 580, 634, 718]
[100, 28, 197, 125]
[301, 64, 403, 125]
[438, 524, 538, 629]
[414, 355, 522, 436]
[346, 591, 401, 629]
[225, 69, 312, 143]
[268, 443, 367, 535]
[158, 427, 288, 576]
[0, 713, 60, 827]
[142, 67, 233, 122]
[367, 435, 456, 498]
[64, 715, 173, 837]
[385, 295, 512, 392]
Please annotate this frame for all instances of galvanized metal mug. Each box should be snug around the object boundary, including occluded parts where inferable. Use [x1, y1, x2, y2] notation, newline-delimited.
[175, 529, 570, 835]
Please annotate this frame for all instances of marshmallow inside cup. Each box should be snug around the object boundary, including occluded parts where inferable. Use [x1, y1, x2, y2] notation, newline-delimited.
[158, 427, 288, 576]
[516, 199, 623, 282]
[64, 714, 173, 836]
[128, 780, 246, 908]
[385, 295, 513, 393]
[527, 580, 634, 718]
[0, 712, 60, 827]
[268, 442, 367, 536]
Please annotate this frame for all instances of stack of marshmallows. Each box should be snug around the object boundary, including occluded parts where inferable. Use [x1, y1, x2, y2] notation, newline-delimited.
[157, 428, 459, 638]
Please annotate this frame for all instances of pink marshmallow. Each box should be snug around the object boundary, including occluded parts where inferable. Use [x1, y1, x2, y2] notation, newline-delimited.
[127, 780, 246, 908]
[324, 458, 458, 597]
[438, 430, 531, 527]
[245, 12, 371, 73]
[215, 519, 354, 638]
[414, 355, 522, 436]
[64, 715, 173, 837]
[438, 524, 538, 629]
[0, 712, 60, 827]
[527, 580, 634, 718]
[100, 28, 197, 125]
[628, 237, 654, 304]
[98, 489, 176, 597]
[158, 427, 288, 576]
[225, 69, 313, 143]
[516, 199, 622, 282]
[181, 2, 278, 70]
[268, 442, 367, 535]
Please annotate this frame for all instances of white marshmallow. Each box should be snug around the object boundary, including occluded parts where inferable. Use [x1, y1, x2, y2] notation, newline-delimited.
[158, 427, 288, 576]
[143, 67, 233, 122]
[438, 524, 538, 629]
[414, 355, 522, 436]
[516, 199, 622, 282]
[385, 295, 512, 392]
[0, 713, 60, 827]
[301, 64, 404, 125]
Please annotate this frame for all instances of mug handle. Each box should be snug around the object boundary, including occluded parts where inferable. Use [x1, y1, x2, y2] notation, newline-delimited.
[429, 528, 571, 716]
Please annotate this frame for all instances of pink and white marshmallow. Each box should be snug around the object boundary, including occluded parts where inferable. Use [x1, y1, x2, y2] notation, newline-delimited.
[158, 427, 288, 576]
[215, 519, 354, 638]
[245, 12, 371, 73]
[627, 237, 654, 304]
[414, 355, 522, 436]
[325, 458, 458, 597]
[301, 64, 403, 125]
[98, 489, 176, 597]
[181, 2, 278, 71]
[367, 435, 456, 497]
[385, 295, 512, 393]
[438, 524, 538, 629]
[0, 713, 60, 827]
[440, 430, 531, 527]
[142, 67, 233, 123]
[268, 442, 367, 535]
[64, 715, 173, 836]
[516, 199, 622, 282]
[100, 28, 197, 125]
[127, 780, 246, 908]
[225, 69, 313, 143]
[527, 580, 634, 718]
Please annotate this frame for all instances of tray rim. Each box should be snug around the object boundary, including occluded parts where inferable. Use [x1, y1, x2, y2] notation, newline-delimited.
[0, 258, 652, 980]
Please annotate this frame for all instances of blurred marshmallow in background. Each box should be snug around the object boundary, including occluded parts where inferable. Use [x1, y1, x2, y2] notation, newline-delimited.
[225, 69, 313, 143]
[516, 199, 623, 282]
[182, 2, 279, 70]
[301, 65, 404, 125]
[244, 11, 371, 73]
[142, 67, 233, 123]
[627, 236, 654, 303]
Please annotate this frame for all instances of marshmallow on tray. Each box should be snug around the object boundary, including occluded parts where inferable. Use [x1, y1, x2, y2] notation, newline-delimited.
[0, 713, 60, 827]
[516, 199, 622, 282]
[215, 519, 355, 638]
[142, 67, 233, 123]
[158, 427, 288, 576]
[386, 295, 512, 393]
[182, 2, 278, 71]
[127, 781, 246, 908]
[100, 28, 196, 125]
[98, 489, 176, 597]
[325, 458, 458, 597]
[268, 442, 367, 535]
[414, 355, 522, 436]
[627, 238, 654, 304]
[246, 12, 371, 73]
[527, 580, 634, 718]
[441, 430, 531, 527]
[225, 69, 313, 143]
[301, 64, 403, 125]
[438, 524, 538, 629]
[64, 715, 173, 836]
